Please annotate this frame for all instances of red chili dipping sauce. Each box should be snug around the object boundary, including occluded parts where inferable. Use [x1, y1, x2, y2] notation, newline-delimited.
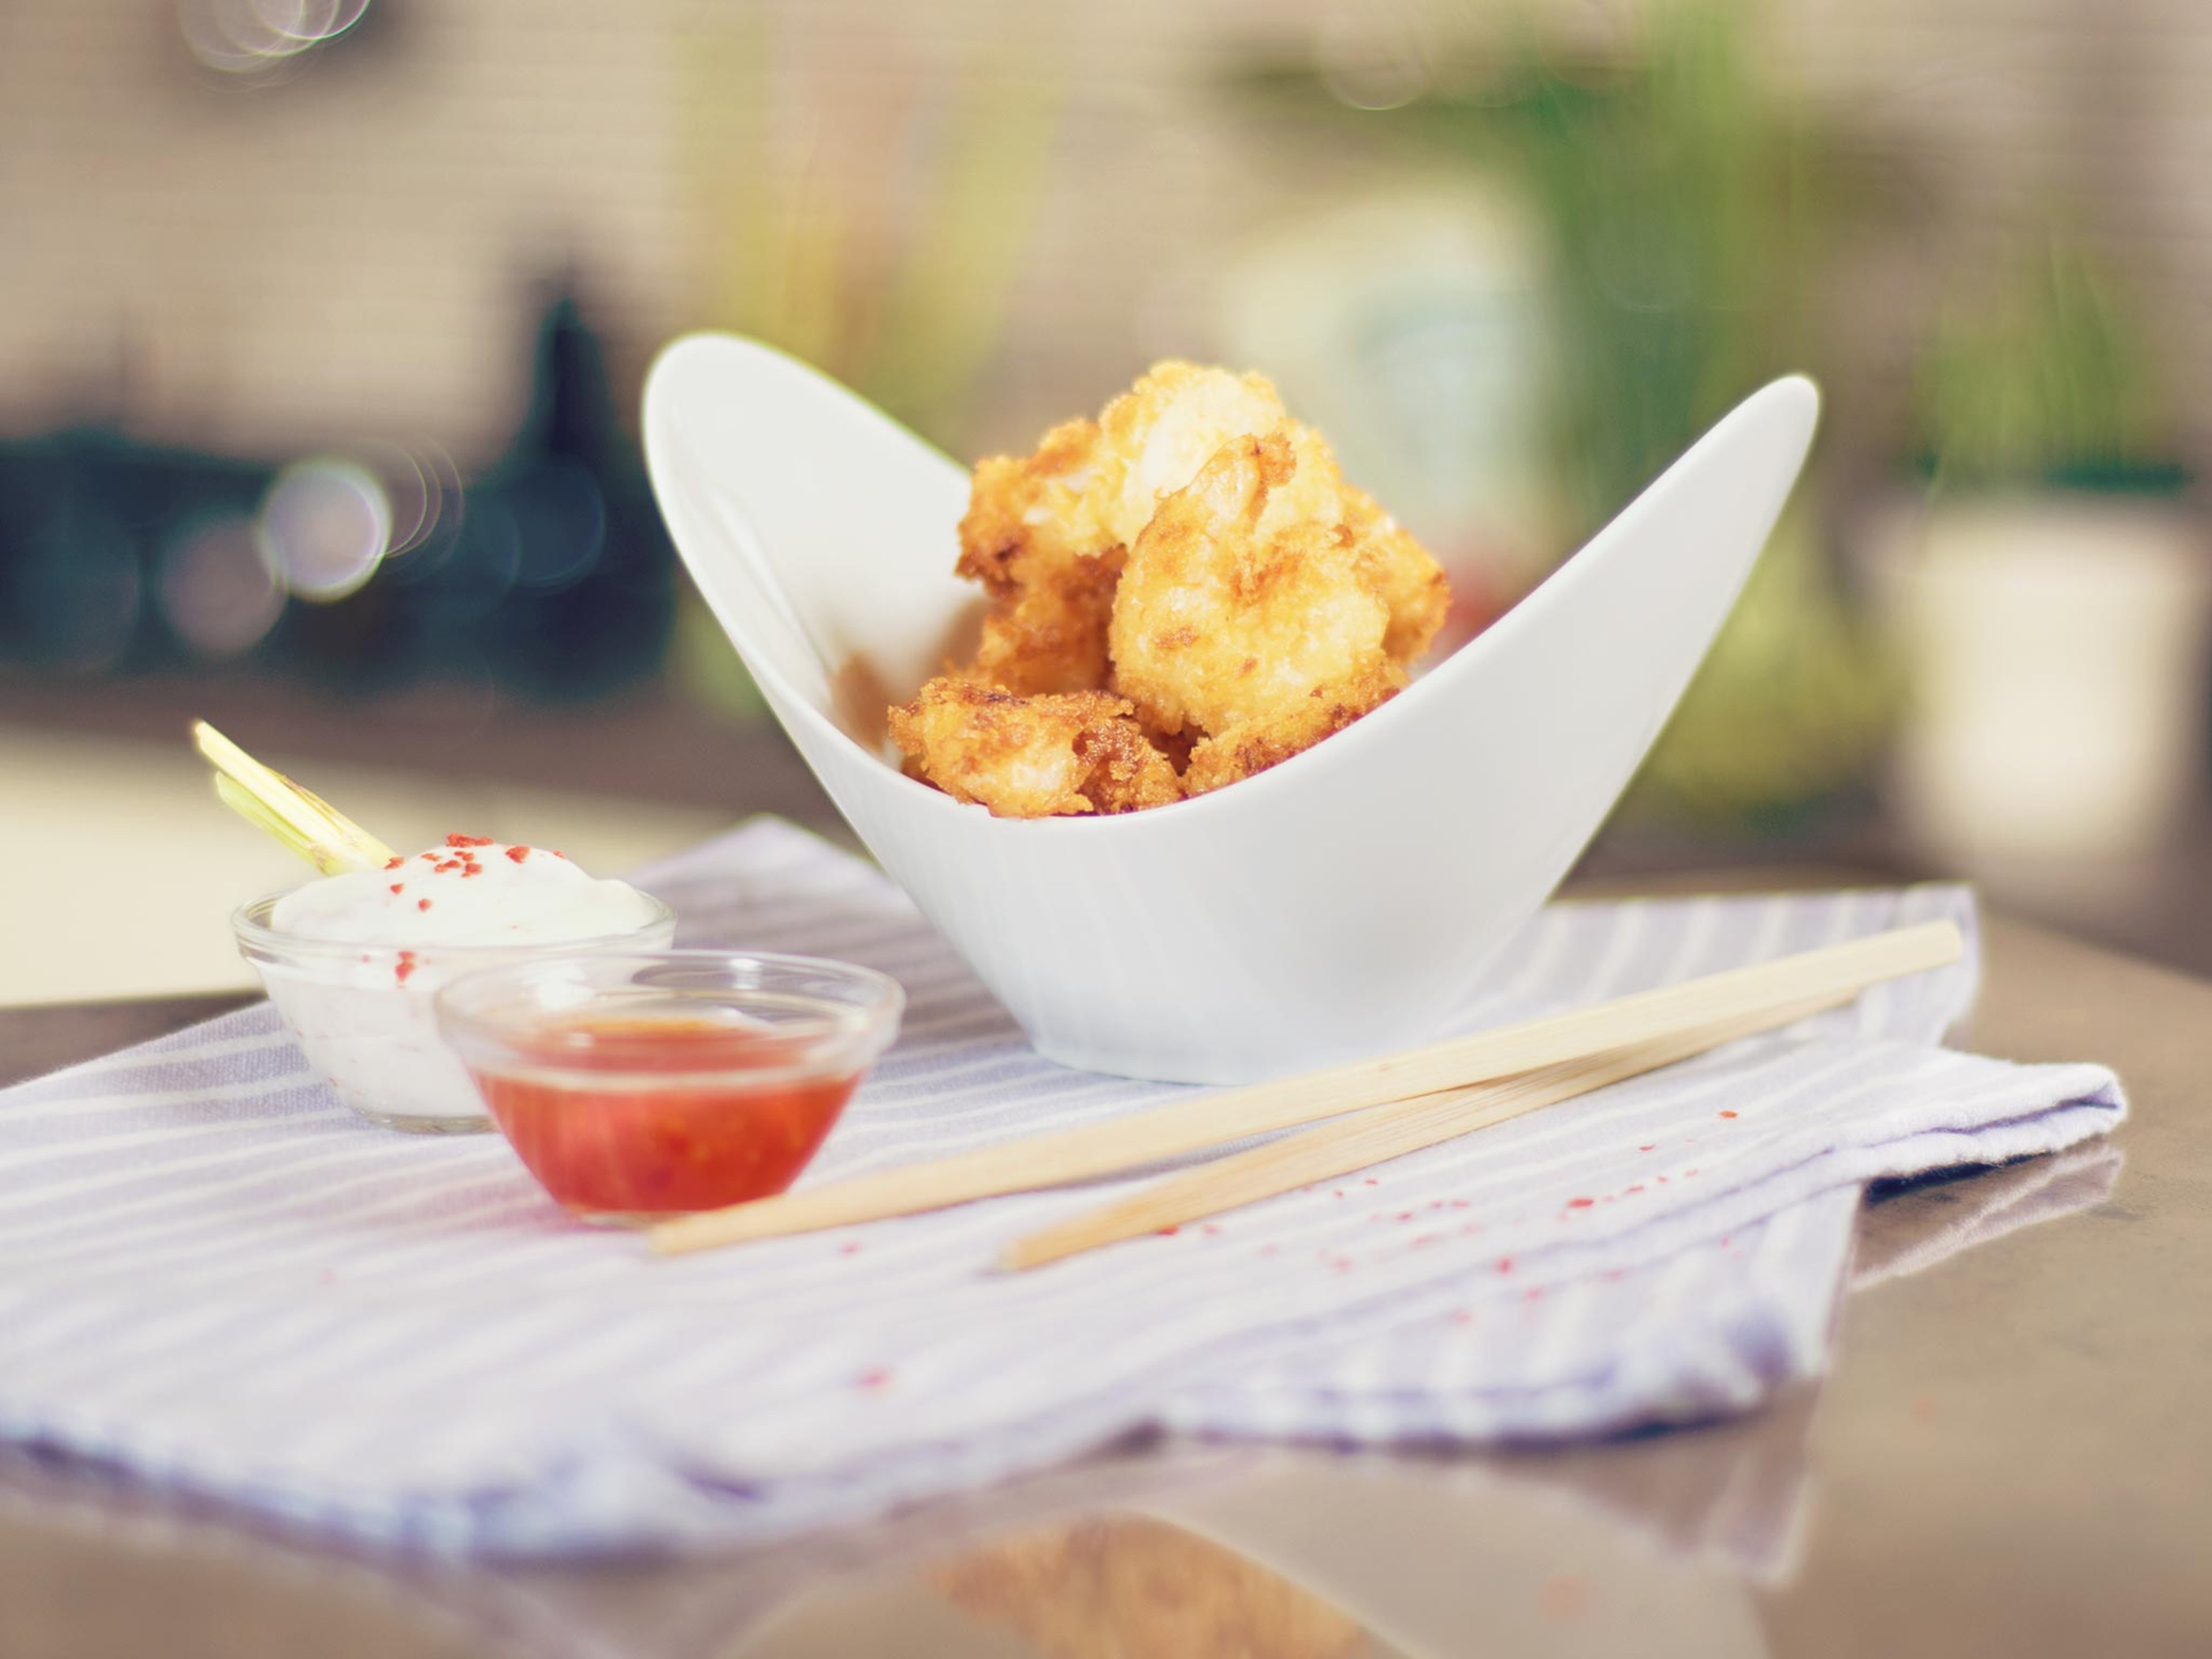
[469, 1014, 861, 1219]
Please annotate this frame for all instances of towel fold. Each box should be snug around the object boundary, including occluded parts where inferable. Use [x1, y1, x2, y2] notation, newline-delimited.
[0, 819, 2124, 1555]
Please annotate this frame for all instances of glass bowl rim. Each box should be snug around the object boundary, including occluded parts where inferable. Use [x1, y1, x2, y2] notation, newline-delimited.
[231, 888, 679, 970]
[430, 947, 906, 1085]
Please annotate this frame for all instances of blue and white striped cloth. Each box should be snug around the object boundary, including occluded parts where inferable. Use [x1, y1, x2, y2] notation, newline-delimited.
[0, 819, 2124, 1556]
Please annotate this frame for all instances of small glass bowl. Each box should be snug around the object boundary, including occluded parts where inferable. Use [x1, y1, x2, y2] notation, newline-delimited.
[434, 950, 904, 1221]
[233, 893, 677, 1134]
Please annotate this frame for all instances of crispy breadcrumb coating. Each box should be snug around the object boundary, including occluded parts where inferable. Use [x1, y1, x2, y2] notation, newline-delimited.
[1182, 661, 1404, 795]
[1107, 433, 1397, 741]
[898, 361, 1452, 817]
[955, 419, 1122, 695]
[889, 680, 1182, 818]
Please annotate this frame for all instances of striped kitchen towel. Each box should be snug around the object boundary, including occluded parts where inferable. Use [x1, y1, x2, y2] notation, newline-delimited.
[0, 818, 2125, 1556]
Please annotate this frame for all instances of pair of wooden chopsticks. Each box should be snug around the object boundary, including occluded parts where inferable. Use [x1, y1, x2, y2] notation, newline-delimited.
[649, 918, 1962, 1268]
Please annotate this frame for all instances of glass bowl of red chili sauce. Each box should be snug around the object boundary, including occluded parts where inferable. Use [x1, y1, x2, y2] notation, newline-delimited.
[435, 951, 903, 1221]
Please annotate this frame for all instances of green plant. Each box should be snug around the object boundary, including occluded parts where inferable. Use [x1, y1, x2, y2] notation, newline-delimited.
[1236, 1, 1903, 829]
[670, 21, 1059, 724]
[1915, 236, 2173, 491]
[1238, 1, 1865, 530]
[677, 21, 1058, 449]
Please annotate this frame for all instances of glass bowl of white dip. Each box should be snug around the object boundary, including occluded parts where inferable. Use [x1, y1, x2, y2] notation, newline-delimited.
[234, 837, 676, 1132]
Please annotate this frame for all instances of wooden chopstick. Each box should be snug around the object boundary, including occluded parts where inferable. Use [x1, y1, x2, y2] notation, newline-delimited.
[647, 919, 1961, 1258]
[1001, 988, 1851, 1270]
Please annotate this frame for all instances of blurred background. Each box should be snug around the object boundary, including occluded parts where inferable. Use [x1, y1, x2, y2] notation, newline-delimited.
[3, 0, 2208, 1003]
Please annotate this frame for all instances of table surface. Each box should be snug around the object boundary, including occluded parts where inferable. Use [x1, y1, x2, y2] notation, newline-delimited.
[2, 900, 2207, 1659]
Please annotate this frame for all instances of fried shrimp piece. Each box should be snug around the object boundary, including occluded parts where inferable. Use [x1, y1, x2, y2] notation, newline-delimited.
[1096, 364, 1449, 668]
[956, 419, 1122, 695]
[1183, 661, 1405, 796]
[1093, 362, 1289, 548]
[889, 679, 1181, 818]
[1107, 433, 1396, 743]
[906, 359, 1453, 813]
[955, 366, 1295, 693]
[1343, 486, 1451, 664]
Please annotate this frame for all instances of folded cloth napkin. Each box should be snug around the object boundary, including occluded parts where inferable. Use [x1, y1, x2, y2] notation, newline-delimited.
[0, 819, 2124, 1556]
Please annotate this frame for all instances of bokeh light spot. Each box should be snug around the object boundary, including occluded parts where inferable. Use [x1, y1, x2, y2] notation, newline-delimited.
[161, 514, 286, 658]
[177, 0, 369, 76]
[256, 458, 391, 602]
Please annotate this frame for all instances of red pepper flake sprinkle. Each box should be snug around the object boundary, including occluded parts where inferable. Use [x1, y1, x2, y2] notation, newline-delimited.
[418, 898, 433, 912]
[1718, 1109, 1739, 1119]
[505, 845, 531, 863]
[855, 1367, 892, 1392]
[446, 834, 495, 848]
[394, 950, 418, 987]
[389, 884, 403, 895]
[461, 864, 485, 877]
[1157, 1224, 1180, 1236]
[1396, 1210, 1415, 1222]
[552, 850, 568, 859]
[838, 1241, 862, 1256]
[1638, 1143, 1657, 1152]
[1362, 1177, 1379, 1187]
[1626, 1183, 1645, 1194]
[1496, 1255, 1514, 1274]
[384, 856, 404, 870]
[1566, 1196, 1595, 1209]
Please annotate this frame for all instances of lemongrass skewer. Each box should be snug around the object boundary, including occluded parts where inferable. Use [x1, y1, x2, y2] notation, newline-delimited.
[192, 720, 397, 874]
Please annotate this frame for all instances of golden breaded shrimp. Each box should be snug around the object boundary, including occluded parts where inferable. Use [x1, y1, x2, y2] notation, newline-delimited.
[1181, 661, 1405, 795]
[1342, 485, 1450, 664]
[1108, 433, 1394, 741]
[889, 679, 1181, 819]
[955, 420, 1122, 694]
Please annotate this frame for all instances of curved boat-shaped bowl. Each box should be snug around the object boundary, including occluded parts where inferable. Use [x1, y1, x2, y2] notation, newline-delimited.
[643, 336, 1818, 1084]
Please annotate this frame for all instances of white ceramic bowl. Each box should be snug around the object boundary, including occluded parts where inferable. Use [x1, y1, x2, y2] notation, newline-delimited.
[643, 336, 1817, 1084]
